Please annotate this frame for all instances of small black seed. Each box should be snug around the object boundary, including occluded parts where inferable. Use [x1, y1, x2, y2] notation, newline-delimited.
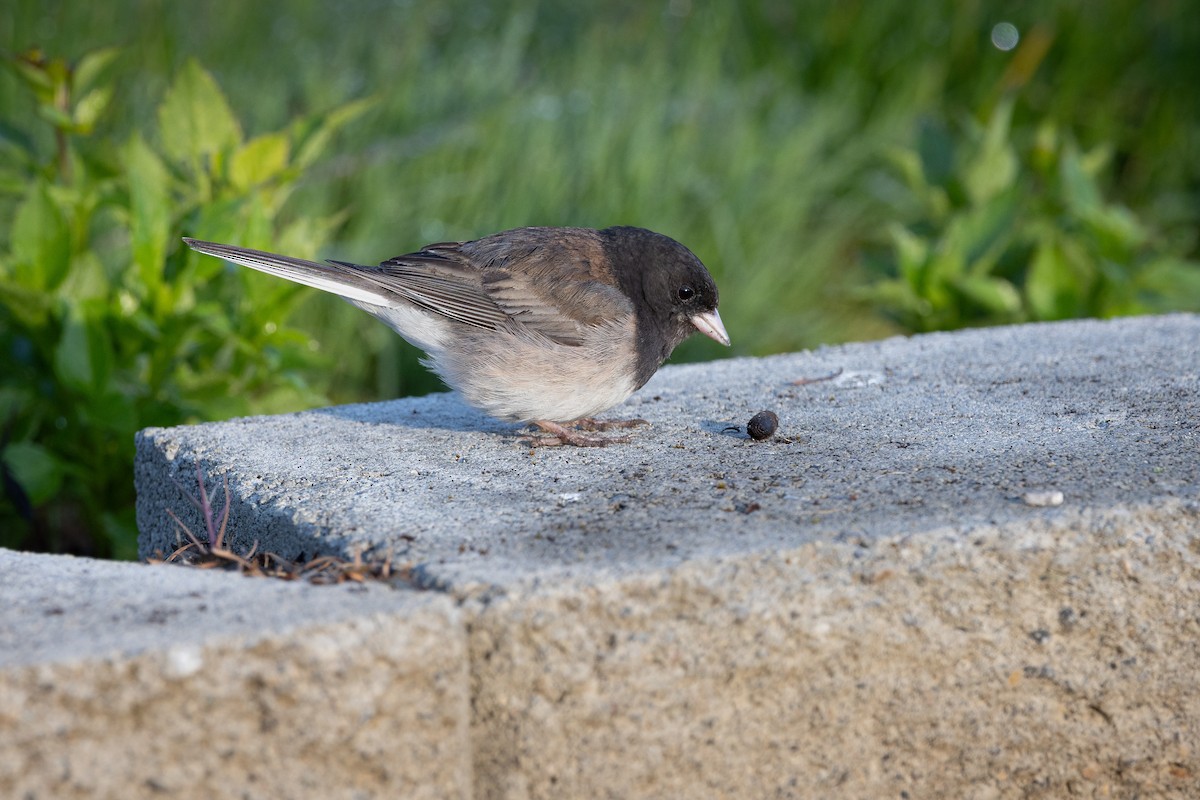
[747, 410, 778, 440]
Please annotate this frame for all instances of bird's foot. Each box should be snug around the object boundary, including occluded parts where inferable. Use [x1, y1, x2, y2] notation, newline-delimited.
[522, 418, 649, 447]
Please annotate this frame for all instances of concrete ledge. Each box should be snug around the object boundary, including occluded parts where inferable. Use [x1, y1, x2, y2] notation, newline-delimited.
[467, 502, 1200, 797]
[0, 550, 470, 800]
[6, 315, 1200, 797]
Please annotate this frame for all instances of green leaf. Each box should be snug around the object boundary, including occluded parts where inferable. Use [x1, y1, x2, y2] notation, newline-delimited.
[156, 59, 242, 166]
[82, 390, 138, 434]
[1079, 143, 1113, 179]
[10, 180, 71, 290]
[57, 251, 108, 303]
[1135, 259, 1200, 312]
[72, 47, 121, 96]
[53, 308, 93, 391]
[924, 247, 965, 311]
[2, 441, 65, 505]
[862, 278, 932, 324]
[72, 86, 113, 132]
[1079, 204, 1146, 257]
[277, 210, 348, 256]
[122, 133, 171, 293]
[963, 101, 1017, 206]
[980, 98, 1015, 157]
[292, 96, 375, 170]
[10, 52, 56, 95]
[1025, 240, 1080, 320]
[35, 102, 75, 130]
[0, 277, 51, 327]
[1030, 120, 1058, 176]
[230, 133, 290, 190]
[188, 195, 251, 247]
[1059, 142, 1101, 214]
[884, 146, 926, 194]
[236, 192, 274, 249]
[53, 304, 113, 394]
[945, 192, 1017, 270]
[954, 275, 1021, 316]
[885, 222, 929, 286]
[916, 116, 954, 187]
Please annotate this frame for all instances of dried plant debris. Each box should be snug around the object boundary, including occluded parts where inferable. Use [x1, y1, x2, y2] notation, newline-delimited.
[791, 367, 843, 385]
[152, 462, 408, 585]
[150, 542, 408, 585]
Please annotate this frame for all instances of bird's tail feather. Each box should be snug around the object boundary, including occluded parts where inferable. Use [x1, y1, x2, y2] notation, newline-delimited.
[182, 238, 393, 307]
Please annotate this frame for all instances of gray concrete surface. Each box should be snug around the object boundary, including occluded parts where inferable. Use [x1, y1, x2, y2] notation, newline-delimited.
[137, 315, 1200, 584]
[6, 315, 1200, 798]
[0, 549, 471, 800]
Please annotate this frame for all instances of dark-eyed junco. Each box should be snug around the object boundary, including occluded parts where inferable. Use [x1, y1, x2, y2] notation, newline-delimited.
[183, 226, 729, 446]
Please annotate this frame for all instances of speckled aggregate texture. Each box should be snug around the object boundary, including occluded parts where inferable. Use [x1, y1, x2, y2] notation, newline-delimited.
[22, 316, 1200, 797]
[0, 550, 471, 800]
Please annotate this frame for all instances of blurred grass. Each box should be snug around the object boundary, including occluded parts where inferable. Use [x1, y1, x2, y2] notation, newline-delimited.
[3, 0, 1198, 395]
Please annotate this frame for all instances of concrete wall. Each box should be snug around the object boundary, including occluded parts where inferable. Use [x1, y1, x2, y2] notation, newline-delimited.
[4, 315, 1199, 798]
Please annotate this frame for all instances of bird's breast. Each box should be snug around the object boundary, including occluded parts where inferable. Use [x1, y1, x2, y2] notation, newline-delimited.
[428, 317, 640, 423]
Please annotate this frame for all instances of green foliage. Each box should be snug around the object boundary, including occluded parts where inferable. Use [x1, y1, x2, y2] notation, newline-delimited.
[0, 49, 365, 557]
[863, 99, 1200, 332]
[1, 2, 1198, 556]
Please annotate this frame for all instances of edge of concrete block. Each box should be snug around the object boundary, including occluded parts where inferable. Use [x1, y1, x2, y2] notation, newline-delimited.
[0, 550, 472, 800]
[463, 498, 1200, 798]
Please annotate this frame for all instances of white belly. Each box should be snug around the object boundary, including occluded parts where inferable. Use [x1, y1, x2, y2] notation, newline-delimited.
[428, 320, 639, 423]
[360, 301, 641, 423]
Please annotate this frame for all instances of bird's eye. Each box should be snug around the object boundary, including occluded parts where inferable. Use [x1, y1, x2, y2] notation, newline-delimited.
[677, 285, 695, 301]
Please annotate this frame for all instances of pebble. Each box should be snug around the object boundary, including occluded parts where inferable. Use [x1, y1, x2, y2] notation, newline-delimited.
[1022, 490, 1064, 507]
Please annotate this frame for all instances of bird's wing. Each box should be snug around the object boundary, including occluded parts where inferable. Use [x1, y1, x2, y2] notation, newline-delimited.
[338, 237, 636, 345]
[446, 229, 634, 346]
[185, 230, 633, 346]
[349, 251, 510, 330]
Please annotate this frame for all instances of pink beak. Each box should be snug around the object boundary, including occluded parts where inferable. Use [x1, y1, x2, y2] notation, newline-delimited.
[690, 310, 730, 346]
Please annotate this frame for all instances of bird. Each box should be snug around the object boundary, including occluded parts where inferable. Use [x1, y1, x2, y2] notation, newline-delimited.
[183, 226, 729, 446]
